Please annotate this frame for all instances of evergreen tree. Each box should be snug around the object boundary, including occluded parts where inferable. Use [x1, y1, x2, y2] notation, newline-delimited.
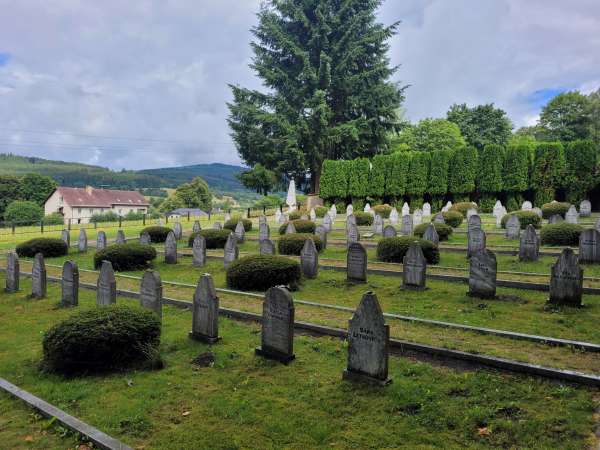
[427, 150, 451, 196]
[348, 158, 370, 199]
[564, 140, 597, 202]
[448, 146, 478, 195]
[227, 0, 404, 193]
[387, 152, 409, 198]
[368, 154, 389, 198]
[478, 144, 505, 193]
[532, 142, 565, 205]
[406, 152, 430, 198]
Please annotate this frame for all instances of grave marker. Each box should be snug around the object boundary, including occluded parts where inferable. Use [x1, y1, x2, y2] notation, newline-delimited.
[213, 222, 222, 230]
[235, 221, 245, 242]
[173, 222, 183, 240]
[347, 243, 367, 282]
[548, 249, 583, 307]
[140, 270, 162, 319]
[579, 229, 600, 264]
[433, 212, 445, 224]
[61, 260, 79, 307]
[402, 202, 410, 216]
[5, 252, 19, 293]
[402, 242, 427, 290]
[255, 286, 295, 363]
[346, 204, 353, 217]
[346, 214, 356, 227]
[372, 214, 383, 234]
[346, 222, 360, 245]
[422, 203, 431, 217]
[467, 227, 486, 257]
[190, 274, 220, 343]
[224, 233, 239, 267]
[115, 230, 126, 244]
[565, 205, 579, 224]
[315, 225, 328, 250]
[61, 229, 70, 248]
[363, 203, 371, 213]
[77, 229, 87, 253]
[97, 231, 108, 250]
[259, 215, 267, 225]
[310, 208, 316, 221]
[467, 214, 481, 233]
[224, 212, 231, 222]
[285, 222, 296, 234]
[192, 220, 201, 234]
[164, 231, 177, 264]
[322, 214, 332, 232]
[466, 208, 477, 220]
[468, 249, 497, 299]
[300, 238, 318, 279]
[259, 238, 275, 255]
[400, 214, 413, 236]
[382, 225, 397, 238]
[192, 235, 206, 267]
[413, 209, 422, 226]
[519, 224, 539, 262]
[30, 253, 47, 299]
[580, 200, 591, 217]
[259, 222, 270, 241]
[532, 207, 543, 218]
[389, 208, 399, 225]
[521, 201, 532, 211]
[423, 223, 439, 246]
[505, 215, 521, 239]
[549, 214, 564, 224]
[139, 231, 150, 245]
[97, 261, 116, 306]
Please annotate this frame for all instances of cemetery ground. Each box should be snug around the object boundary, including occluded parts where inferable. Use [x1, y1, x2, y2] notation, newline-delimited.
[1, 276, 599, 449]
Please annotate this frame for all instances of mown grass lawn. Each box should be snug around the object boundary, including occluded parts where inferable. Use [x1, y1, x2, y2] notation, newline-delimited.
[0, 277, 598, 449]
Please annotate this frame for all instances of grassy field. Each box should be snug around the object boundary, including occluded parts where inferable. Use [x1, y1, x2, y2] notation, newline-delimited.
[0, 278, 598, 449]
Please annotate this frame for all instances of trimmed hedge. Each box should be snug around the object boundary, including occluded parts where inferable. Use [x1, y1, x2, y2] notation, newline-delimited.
[226, 255, 301, 291]
[541, 202, 571, 219]
[278, 219, 316, 235]
[140, 226, 172, 243]
[16, 238, 68, 258]
[354, 211, 374, 226]
[376, 237, 440, 264]
[315, 206, 328, 218]
[449, 202, 477, 217]
[94, 243, 156, 271]
[372, 204, 392, 219]
[42, 305, 161, 375]
[188, 229, 231, 249]
[224, 218, 252, 232]
[441, 211, 463, 228]
[540, 223, 583, 246]
[500, 211, 542, 229]
[414, 222, 453, 241]
[288, 210, 303, 221]
[278, 234, 323, 255]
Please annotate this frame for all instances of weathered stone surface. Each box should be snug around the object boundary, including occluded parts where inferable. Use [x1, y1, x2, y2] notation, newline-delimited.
[98, 230, 108, 249]
[192, 235, 206, 267]
[31, 253, 47, 299]
[315, 225, 328, 249]
[255, 286, 295, 363]
[223, 233, 239, 267]
[373, 214, 383, 234]
[467, 227, 486, 257]
[422, 203, 431, 217]
[343, 292, 391, 386]
[5, 252, 19, 293]
[300, 238, 318, 279]
[521, 201, 532, 211]
[96, 261, 116, 306]
[580, 200, 592, 217]
[363, 203, 371, 213]
[278, 213, 287, 225]
[115, 230, 126, 244]
[140, 270, 162, 319]
[466, 208, 477, 220]
[61, 260, 78, 307]
[164, 231, 177, 264]
[565, 205, 579, 224]
[173, 222, 183, 240]
[467, 215, 481, 233]
[235, 221, 245, 242]
[382, 225, 397, 238]
[259, 215, 267, 225]
[468, 249, 497, 299]
[285, 222, 296, 234]
[492, 200, 503, 218]
[423, 223, 439, 246]
[579, 229, 600, 264]
[402, 202, 410, 216]
[549, 249, 583, 307]
[519, 224, 539, 262]
[329, 204, 337, 220]
[433, 212, 445, 224]
[505, 215, 521, 239]
[389, 208, 399, 225]
[77, 229, 87, 253]
[258, 222, 270, 241]
[346, 204, 353, 217]
[310, 208, 316, 221]
[346, 214, 356, 227]
[549, 214, 564, 224]
[213, 222, 223, 230]
[139, 231, 150, 245]
[259, 238, 275, 255]
[442, 201, 452, 212]
[192, 220, 201, 233]
[346, 222, 360, 245]
[60, 229, 70, 248]
[190, 274, 220, 343]
[413, 209, 422, 226]
[401, 214, 413, 236]
[347, 243, 367, 283]
[322, 213, 332, 232]
[532, 207, 543, 218]
[402, 243, 427, 290]
[275, 209, 282, 223]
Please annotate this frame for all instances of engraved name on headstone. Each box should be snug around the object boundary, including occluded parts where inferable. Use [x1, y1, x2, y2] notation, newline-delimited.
[190, 274, 221, 343]
[255, 286, 295, 363]
[164, 231, 177, 264]
[468, 249, 497, 299]
[30, 253, 47, 299]
[300, 238, 318, 279]
[347, 243, 367, 283]
[61, 260, 79, 307]
[548, 249, 583, 307]
[140, 270, 162, 319]
[580, 200, 591, 217]
[402, 242, 427, 290]
[519, 224, 540, 262]
[97, 260, 117, 306]
[578, 229, 600, 264]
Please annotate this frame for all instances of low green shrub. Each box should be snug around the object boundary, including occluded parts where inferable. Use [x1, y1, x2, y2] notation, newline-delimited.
[541, 202, 571, 219]
[43, 213, 65, 226]
[314, 206, 328, 218]
[226, 255, 302, 291]
[278, 234, 323, 255]
[500, 211, 542, 229]
[288, 210, 303, 221]
[16, 238, 68, 258]
[372, 204, 392, 219]
[4, 200, 43, 225]
[42, 305, 161, 375]
[188, 229, 231, 249]
[90, 211, 120, 224]
[376, 236, 440, 264]
[354, 211, 374, 226]
[440, 211, 463, 228]
[224, 217, 252, 232]
[414, 223, 453, 241]
[449, 202, 477, 217]
[140, 226, 172, 243]
[540, 223, 583, 246]
[278, 219, 316, 235]
[94, 243, 156, 271]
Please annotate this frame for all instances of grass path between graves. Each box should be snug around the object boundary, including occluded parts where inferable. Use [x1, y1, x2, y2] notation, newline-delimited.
[0, 277, 599, 449]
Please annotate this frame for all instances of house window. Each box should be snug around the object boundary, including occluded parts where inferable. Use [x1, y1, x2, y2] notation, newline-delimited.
[59, 196, 63, 203]
[77, 208, 82, 215]
[89, 209, 93, 215]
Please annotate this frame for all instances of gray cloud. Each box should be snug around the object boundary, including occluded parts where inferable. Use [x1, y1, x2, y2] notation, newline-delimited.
[0, 0, 598, 170]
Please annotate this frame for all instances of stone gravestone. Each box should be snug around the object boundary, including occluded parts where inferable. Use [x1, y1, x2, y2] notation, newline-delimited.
[389, 207, 399, 225]
[413, 209, 423, 226]
[61, 229, 70, 248]
[259, 238, 275, 255]
[97, 260, 117, 306]
[140, 270, 162, 319]
[441, 201, 452, 212]
[382, 225, 397, 238]
[532, 207, 543, 218]
[223, 233, 239, 267]
[329, 204, 337, 220]
[342, 291, 391, 386]
[346, 222, 360, 245]
[139, 231, 150, 245]
[164, 231, 177, 264]
[468, 249, 497, 299]
[596, 218, 600, 232]
[496, 207, 507, 228]
[235, 221, 245, 243]
[322, 213, 332, 232]
[192, 235, 207, 267]
[467, 214, 481, 233]
[433, 212, 445, 224]
[259, 222, 270, 241]
[402, 242, 427, 290]
[190, 274, 221, 343]
[423, 223, 439, 246]
[467, 228, 486, 257]
[300, 238, 318, 279]
[224, 212, 231, 222]
[346, 214, 356, 227]
[285, 222, 297, 234]
[493, 200, 503, 218]
[519, 224, 540, 262]
[213, 222, 222, 230]
[521, 201, 532, 211]
[505, 215, 521, 239]
[549, 214, 564, 224]
[347, 243, 367, 283]
[259, 215, 267, 225]
[255, 286, 295, 363]
[372, 214, 384, 234]
[466, 208, 477, 220]
[310, 208, 316, 221]
[278, 213, 287, 225]
[115, 230, 126, 244]
[364, 203, 371, 213]
[275, 209, 282, 223]
[315, 224, 328, 250]
[580, 200, 592, 217]
[401, 214, 413, 236]
[579, 229, 600, 264]
[173, 222, 183, 240]
[192, 220, 201, 234]
[78, 229, 87, 253]
[5, 252, 19, 293]
[30, 253, 47, 299]
[95, 230, 107, 250]
[548, 248, 583, 307]
[402, 202, 410, 217]
[61, 260, 79, 307]
[565, 205, 579, 224]
[346, 204, 353, 217]
[422, 203, 431, 217]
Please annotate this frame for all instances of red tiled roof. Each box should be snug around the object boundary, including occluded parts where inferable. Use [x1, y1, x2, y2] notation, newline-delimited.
[54, 187, 149, 207]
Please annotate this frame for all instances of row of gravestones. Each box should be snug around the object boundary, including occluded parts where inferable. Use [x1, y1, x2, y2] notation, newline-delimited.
[61, 229, 127, 252]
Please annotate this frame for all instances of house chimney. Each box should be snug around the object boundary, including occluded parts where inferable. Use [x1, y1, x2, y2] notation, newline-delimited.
[85, 186, 93, 195]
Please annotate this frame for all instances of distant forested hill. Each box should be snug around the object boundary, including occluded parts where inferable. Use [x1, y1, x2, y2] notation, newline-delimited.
[138, 163, 246, 192]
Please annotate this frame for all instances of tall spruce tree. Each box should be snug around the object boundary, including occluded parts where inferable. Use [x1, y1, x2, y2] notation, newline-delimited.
[227, 0, 404, 193]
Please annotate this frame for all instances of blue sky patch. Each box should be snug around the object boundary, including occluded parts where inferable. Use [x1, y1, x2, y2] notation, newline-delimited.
[526, 88, 566, 108]
[0, 52, 10, 66]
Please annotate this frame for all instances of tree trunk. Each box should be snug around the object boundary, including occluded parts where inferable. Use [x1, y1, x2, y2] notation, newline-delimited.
[311, 166, 321, 195]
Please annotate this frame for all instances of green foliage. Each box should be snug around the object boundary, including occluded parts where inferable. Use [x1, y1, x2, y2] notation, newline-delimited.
[478, 144, 505, 193]
[372, 204, 392, 219]
[540, 223, 583, 246]
[449, 202, 477, 217]
[252, 194, 283, 209]
[319, 160, 348, 200]
[500, 211, 542, 229]
[447, 103, 513, 151]
[226, 255, 301, 291]
[396, 118, 465, 152]
[15, 238, 68, 258]
[539, 91, 592, 142]
[314, 206, 328, 218]
[406, 152, 430, 196]
[368, 155, 389, 198]
[506, 193, 523, 212]
[387, 152, 409, 197]
[503, 142, 532, 193]
[414, 222, 453, 241]
[278, 234, 323, 256]
[0, 175, 22, 219]
[376, 237, 440, 264]
[43, 212, 65, 225]
[19, 173, 57, 205]
[237, 163, 278, 195]
[90, 211, 120, 224]
[564, 140, 597, 203]
[348, 158, 370, 199]
[532, 142, 565, 201]
[94, 243, 157, 271]
[448, 146, 478, 194]
[42, 305, 161, 375]
[441, 211, 464, 228]
[141, 226, 172, 243]
[354, 211, 374, 226]
[288, 211, 302, 221]
[478, 194, 496, 213]
[189, 229, 232, 249]
[224, 218, 252, 232]
[541, 202, 571, 219]
[4, 200, 43, 225]
[171, 177, 212, 211]
[427, 150, 451, 196]
[278, 220, 316, 235]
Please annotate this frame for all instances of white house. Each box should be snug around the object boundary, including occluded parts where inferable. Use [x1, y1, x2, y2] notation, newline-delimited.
[44, 186, 149, 224]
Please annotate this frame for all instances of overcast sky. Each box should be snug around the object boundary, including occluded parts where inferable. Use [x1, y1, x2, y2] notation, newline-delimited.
[0, 0, 598, 170]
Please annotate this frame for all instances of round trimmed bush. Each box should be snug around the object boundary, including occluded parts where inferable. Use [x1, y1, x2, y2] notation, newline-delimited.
[376, 237, 440, 264]
[224, 217, 252, 232]
[541, 202, 571, 219]
[226, 255, 301, 291]
[94, 243, 156, 271]
[42, 305, 161, 375]
[314, 206, 328, 218]
[188, 229, 231, 249]
[440, 211, 463, 228]
[540, 223, 583, 246]
[16, 238, 68, 258]
[278, 234, 323, 255]
[450, 202, 477, 217]
[372, 204, 392, 219]
[354, 211, 374, 226]
[500, 211, 542, 229]
[140, 226, 172, 243]
[278, 219, 316, 235]
[414, 222, 453, 241]
[43, 213, 65, 226]
[288, 210, 303, 221]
